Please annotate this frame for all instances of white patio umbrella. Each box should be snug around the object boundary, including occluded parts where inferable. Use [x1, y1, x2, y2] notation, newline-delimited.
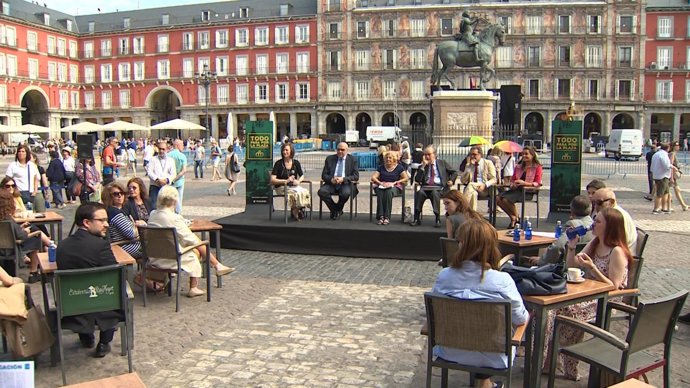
[20, 124, 51, 133]
[0, 123, 15, 133]
[226, 112, 234, 143]
[150, 118, 205, 131]
[60, 121, 102, 134]
[103, 120, 150, 132]
[269, 111, 277, 144]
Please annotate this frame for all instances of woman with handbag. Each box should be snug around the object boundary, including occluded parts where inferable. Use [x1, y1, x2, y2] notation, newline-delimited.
[210, 140, 222, 181]
[224, 146, 240, 196]
[270, 142, 310, 221]
[75, 159, 102, 203]
[542, 207, 631, 381]
[669, 141, 688, 211]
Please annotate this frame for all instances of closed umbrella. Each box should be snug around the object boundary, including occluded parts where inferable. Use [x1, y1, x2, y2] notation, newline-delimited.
[493, 140, 523, 153]
[457, 135, 491, 147]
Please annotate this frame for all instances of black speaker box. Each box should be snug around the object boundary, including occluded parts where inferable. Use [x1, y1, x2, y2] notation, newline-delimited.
[77, 135, 93, 159]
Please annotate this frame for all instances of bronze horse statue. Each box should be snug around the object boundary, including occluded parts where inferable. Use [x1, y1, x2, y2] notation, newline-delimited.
[431, 23, 506, 91]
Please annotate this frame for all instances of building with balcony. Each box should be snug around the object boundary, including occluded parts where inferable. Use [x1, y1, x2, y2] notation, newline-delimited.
[0, 0, 318, 140]
[644, 0, 690, 143]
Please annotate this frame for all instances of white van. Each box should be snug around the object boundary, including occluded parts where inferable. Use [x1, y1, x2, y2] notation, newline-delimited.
[605, 129, 643, 160]
[366, 126, 403, 149]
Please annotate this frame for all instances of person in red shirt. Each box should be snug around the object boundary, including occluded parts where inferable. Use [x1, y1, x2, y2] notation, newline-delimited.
[101, 137, 120, 186]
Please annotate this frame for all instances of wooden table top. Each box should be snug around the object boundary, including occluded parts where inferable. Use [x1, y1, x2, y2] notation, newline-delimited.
[63, 372, 146, 388]
[189, 219, 222, 232]
[522, 279, 615, 306]
[38, 244, 136, 274]
[497, 229, 556, 248]
[14, 211, 64, 223]
[608, 378, 656, 388]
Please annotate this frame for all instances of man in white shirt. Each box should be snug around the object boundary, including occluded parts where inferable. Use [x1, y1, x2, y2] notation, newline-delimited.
[145, 140, 176, 210]
[592, 188, 637, 253]
[143, 141, 155, 176]
[650, 143, 677, 214]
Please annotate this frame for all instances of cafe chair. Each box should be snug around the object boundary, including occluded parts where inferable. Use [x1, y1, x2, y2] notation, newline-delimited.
[424, 292, 516, 388]
[547, 290, 689, 388]
[318, 181, 359, 220]
[438, 237, 459, 268]
[519, 186, 540, 228]
[137, 226, 211, 312]
[267, 170, 313, 224]
[0, 220, 40, 277]
[412, 183, 444, 222]
[369, 181, 406, 223]
[606, 255, 646, 326]
[52, 264, 132, 386]
[634, 227, 649, 258]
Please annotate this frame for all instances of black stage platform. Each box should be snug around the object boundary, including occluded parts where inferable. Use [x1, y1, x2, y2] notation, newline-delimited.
[214, 206, 445, 261]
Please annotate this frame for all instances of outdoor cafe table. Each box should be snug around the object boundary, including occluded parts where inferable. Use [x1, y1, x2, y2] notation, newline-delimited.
[521, 279, 615, 388]
[497, 230, 556, 261]
[189, 219, 224, 288]
[14, 211, 65, 241]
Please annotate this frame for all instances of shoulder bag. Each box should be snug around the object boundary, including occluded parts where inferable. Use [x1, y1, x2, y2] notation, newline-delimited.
[501, 263, 567, 296]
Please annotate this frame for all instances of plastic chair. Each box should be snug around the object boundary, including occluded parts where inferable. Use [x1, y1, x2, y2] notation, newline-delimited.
[369, 181, 406, 223]
[547, 290, 688, 388]
[268, 170, 313, 223]
[0, 221, 25, 277]
[519, 186, 540, 227]
[424, 292, 516, 388]
[318, 181, 359, 220]
[53, 264, 132, 386]
[412, 183, 444, 221]
[137, 226, 211, 312]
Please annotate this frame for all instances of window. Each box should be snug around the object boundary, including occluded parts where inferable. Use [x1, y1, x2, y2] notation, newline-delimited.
[84, 92, 95, 110]
[588, 15, 601, 34]
[133, 37, 144, 54]
[100, 64, 112, 82]
[217, 85, 229, 104]
[236, 56, 248, 76]
[559, 46, 571, 67]
[276, 83, 287, 102]
[120, 90, 130, 108]
[328, 51, 341, 71]
[256, 54, 268, 75]
[48, 62, 56, 81]
[557, 79, 571, 99]
[327, 0, 340, 11]
[101, 39, 111, 56]
[27, 31, 37, 51]
[297, 52, 309, 73]
[688, 16, 690, 37]
[528, 46, 541, 67]
[618, 47, 632, 68]
[328, 81, 341, 100]
[685, 80, 690, 102]
[182, 32, 194, 50]
[88, 21, 95, 32]
[4, 26, 14, 46]
[383, 80, 396, 100]
[296, 25, 309, 43]
[236, 28, 248, 47]
[84, 65, 95, 83]
[256, 84, 268, 103]
[216, 30, 228, 48]
[134, 62, 145, 80]
[28, 59, 38, 79]
[496, 46, 512, 68]
[197, 58, 210, 74]
[102, 91, 112, 109]
[69, 65, 78, 83]
[157, 59, 170, 79]
[588, 79, 599, 100]
[69, 41, 77, 58]
[357, 21, 369, 38]
[441, 18, 452, 36]
[183, 58, 194, 78]
[157, 35, 169, 52]
[119, 38, 129, 55]
[197, 85, 209, 105]
[198, 31, 209, 49]
[255, 27, 268, 45]
[59, 90, 68, 109]
[236, 84, 248, 104]
[528, 79, 540, 99]
[656, 80, 673, 102]
[410, 49, 425, 69]
[657, 47, 672, 69]
[329, 23, 340, 40]
[559, 15, 571, 34]
[0, 2, 7, 16]
[383, 49, 396, 70]
[70, 91, 79, 109]
[0, 53, 5, 75]
[384, 19, 396, 37]
[275, 26, 289, 44]
[84, 41, 94, 58]
[58, 63, 67, 82]
[123, 18, 130, 29]
[118, 63, 130, 81]
[526, 16, 542, 34]
[297, 83, 309, 101]
[66, 20, 72, 32]
[586, 46, 602, 68]
[657, 17, 672, 38]
[411, 80, 425, 99]
[410, 19, 425, 37]
[57, 39, 66, 56]
[497, 16, 512, 34]
[47, 36, 55, 54]
[617, 80, 632, 100]
[5, 55, 14, 76]
[356, 81, 369, 100]
[201, 10, 210, 21]
[240, 7, 249, 17]
[618, 16, 635, 34]
[43, 13, 49, 26]
[687, 47, 690, 69]
[0, 85, 5, 107]
[216, 56, 228, 76]
[276, 53, 288, 74]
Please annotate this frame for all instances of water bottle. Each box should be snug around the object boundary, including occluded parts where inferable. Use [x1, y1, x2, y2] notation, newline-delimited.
[525, 221, 533, 240]
[26, 201, 33, 212]
[523, 216, 530, 230]
[512, 223, 521, 242]
[566, 224, 593, 240]
[555, 220, 563, 239]
[48, 241, 57, 262]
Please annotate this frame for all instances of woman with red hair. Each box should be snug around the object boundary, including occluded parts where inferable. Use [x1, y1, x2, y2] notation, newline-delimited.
[543, 207, 631, 381]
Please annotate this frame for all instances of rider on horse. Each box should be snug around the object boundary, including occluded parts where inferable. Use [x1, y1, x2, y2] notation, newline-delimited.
[456, 11, 480, 61]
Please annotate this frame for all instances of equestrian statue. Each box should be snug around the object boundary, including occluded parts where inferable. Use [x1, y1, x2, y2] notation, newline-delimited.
[431, 14, 506, 91]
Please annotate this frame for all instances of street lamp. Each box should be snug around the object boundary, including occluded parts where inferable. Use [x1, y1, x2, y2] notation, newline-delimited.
[196, 64, 216, 142]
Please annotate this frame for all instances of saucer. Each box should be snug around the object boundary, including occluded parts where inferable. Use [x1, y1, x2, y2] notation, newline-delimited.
[567, 278, 586, 284]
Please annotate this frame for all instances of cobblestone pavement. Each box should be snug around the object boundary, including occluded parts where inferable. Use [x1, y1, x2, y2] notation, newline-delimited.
[1, 154, 689, 387]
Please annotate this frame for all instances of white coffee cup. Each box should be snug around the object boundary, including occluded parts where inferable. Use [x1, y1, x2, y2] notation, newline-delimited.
[567, 268, 585, 282]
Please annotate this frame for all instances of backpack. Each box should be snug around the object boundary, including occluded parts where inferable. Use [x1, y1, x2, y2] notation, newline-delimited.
[231, 153, 240, 173]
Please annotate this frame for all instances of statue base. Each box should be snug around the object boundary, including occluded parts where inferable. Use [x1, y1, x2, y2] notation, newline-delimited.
[431, 90, 497, 153]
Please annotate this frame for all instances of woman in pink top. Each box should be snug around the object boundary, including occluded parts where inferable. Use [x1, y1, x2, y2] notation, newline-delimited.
[496, 146, 543, 228]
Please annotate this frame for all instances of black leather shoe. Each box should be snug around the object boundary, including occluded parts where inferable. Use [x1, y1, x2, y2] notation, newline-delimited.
[434, 219, 441, 228]
[329, 212, 336, 220]
[94, 343, 111, 358]
[409, 219, 421, 226]
[79, 335, 95, 348]
[333, 210, 343, 220]
[679, 312, 690, 324]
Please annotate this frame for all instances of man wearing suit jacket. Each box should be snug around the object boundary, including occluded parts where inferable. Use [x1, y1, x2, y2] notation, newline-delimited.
[56, 202, 121, 358]
[318, 142, 359, 220]
[460, 146, 497, 211]
[411, 145, 457, 227]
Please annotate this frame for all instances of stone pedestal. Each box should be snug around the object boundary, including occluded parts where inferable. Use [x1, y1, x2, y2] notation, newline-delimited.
[431, 90, 497, 153]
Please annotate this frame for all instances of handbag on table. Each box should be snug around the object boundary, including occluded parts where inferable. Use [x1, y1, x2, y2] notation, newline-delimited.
[501, 263, 567, 296]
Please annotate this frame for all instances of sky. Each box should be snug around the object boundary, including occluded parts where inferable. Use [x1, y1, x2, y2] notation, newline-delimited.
[44, 0, 228, 15]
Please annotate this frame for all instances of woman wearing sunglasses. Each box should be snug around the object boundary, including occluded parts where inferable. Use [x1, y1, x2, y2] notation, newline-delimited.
[122, 177, 152, 222]
[101, 182, 142, 259]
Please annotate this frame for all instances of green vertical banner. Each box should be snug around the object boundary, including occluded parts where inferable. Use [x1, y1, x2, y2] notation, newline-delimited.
[550, 120, 583, 212]
[245, 121, 274, 205]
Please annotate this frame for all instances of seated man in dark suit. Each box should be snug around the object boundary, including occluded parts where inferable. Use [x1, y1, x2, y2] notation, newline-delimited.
[56, 202, 122, 358]
[411, 145, 457, 227]
[318, 142, 359, 220]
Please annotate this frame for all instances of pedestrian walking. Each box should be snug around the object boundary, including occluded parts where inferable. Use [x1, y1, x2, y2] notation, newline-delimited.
[193, 140, 205, 179]
[167, 139, 187, 214]
[210, 140, 222, 181]
[46, 150, 66, 208]
[62, 147, 77, 204]
[224, 145, 240, 196]
[669, 141, 688, 211]
[650, 143, 676, 214]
